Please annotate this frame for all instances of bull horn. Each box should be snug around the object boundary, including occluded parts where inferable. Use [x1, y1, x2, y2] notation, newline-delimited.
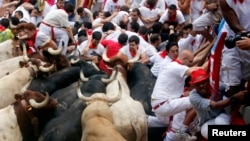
[101, 67, 118, 83]
[48, 42, 64, 55]
[70, 44, 78, 56]
[105, 81, 122, 103]
[90, 62, 100, 71]
[102, 48, 110, 62]
[128, 50, 140, 63]
[21, 41, 30, 62]
[77, 80, 93, 102]
[70, 58, 80, 64]
[29, 92, 49, 109]
[39, 62, 55, 72]
[71, 50, 81, 64]
[80, 70, 89, 82]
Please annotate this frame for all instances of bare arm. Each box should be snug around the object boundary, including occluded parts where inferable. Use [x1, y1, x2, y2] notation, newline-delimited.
[210, 91, 247, 109]
[100, 12, 118, 23]
[66, 27, 76, 44]
[138, 52, 147, 63]
[1, 0, 19, 8]
[219, 0, 245, 33]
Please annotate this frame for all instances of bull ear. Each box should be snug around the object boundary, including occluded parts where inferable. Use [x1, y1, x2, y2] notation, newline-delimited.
[19, 61, 26, 67]
[15, 94, 22, 100]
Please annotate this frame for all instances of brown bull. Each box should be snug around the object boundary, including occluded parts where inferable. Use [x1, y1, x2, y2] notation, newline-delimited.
[0, 90, 57, 141]
[77, 81, 126, 141]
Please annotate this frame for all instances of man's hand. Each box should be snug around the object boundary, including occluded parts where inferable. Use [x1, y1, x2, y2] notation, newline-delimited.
[206, 3, 218, 11]
[91, 56, 99, 64]
[233, 90, 248, 102]
[236, 37, 250, 50]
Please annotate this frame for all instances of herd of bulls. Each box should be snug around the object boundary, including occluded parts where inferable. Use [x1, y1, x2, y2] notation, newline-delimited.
[0, 37, 167, 141]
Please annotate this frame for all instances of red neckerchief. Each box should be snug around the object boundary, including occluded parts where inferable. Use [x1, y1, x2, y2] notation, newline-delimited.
[29, 30, 38, 44]
[233, 0, 244, 4]
[77, 41, 80, 46]
[172, 59, 182, 65]
[113, 0, 118, 3]
[159, 50, 167, 58]
[129, 47, 138, 57]
[191, 39, 196, 46]
[0, 24, 6, 32]
[89, 42, 96, 49]
[139, 34, 146, 40]
[169, 12, 177, 21]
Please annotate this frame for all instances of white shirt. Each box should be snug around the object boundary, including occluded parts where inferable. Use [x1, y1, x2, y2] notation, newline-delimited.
[138, 7, 162, 27]
[128, 17, 144, 27]
[151, 61, 189, 100]
[159, 9, 185, 24]
[120, 44, 146, 60]
[12, 5, 30, 23]
[178, 34, 203, 53]
[34, 31, 51, 49]
[150, 52, 165, 77]
[78, 40, 105, 57]
[125, 31, 157, 57]
[150, 54, 173, 77]
[42, 9, 70, 28]
[103, 0, 126, 13]
[50, 4, 59, 11]
[140, 0, 166, 12]
[111, 11, 129, 25]
[190, 0, 204, 14]
[165, 0, 178, 8]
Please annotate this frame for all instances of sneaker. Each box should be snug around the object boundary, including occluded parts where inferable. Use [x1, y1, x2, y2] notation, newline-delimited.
[189, 125, 200, 135]
[175, 129, 197, 141]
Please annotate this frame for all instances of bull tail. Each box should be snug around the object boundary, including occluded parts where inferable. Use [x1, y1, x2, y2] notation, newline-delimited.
[131, 115, 148, 141]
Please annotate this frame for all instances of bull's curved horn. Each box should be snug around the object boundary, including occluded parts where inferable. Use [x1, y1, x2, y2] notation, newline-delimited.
[101, 66, 118, 83]
[90, 62, 100, 71]
[39, 62, 55, 72]
[48, 42, 64, 55]
[77, 80, 93, 102]
[128, 50, 140, 63]
[102, 48, 110, 62]
[70, 57, 80, 64]
[105, 81, 122, 103]
[69, 44, 78, 56]
[77, 80, 121, 104]
[21, 41, 30, 62]
[80, 70, 89, 82]
[29, 92, 49, 109]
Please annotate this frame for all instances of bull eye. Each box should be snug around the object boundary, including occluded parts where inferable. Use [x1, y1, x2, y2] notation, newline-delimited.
[31, 117, 38, 125]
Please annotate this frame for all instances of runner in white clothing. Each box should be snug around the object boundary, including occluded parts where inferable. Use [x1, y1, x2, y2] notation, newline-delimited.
[117, 35, 147, 63]
[151, 49, 203, 140]
[149, 42, 178, 78]
[219, 0, 250, 102]
[159, 4, 185, 31]
[39, 6, 75, 55]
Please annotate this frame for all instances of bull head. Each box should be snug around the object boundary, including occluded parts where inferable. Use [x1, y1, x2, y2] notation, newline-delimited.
[79, 67, 118, 83]
[77, 80, 122, 104]
[29, 92, 50, 109]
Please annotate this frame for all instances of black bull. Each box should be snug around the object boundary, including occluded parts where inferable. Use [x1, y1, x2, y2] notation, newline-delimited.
[38, 74, 112, 141]
[127, 62, 166, 141]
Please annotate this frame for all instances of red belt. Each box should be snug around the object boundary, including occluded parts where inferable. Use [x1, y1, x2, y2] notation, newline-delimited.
[41, 21, 55, 42]
[153, 101, 167, 110]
